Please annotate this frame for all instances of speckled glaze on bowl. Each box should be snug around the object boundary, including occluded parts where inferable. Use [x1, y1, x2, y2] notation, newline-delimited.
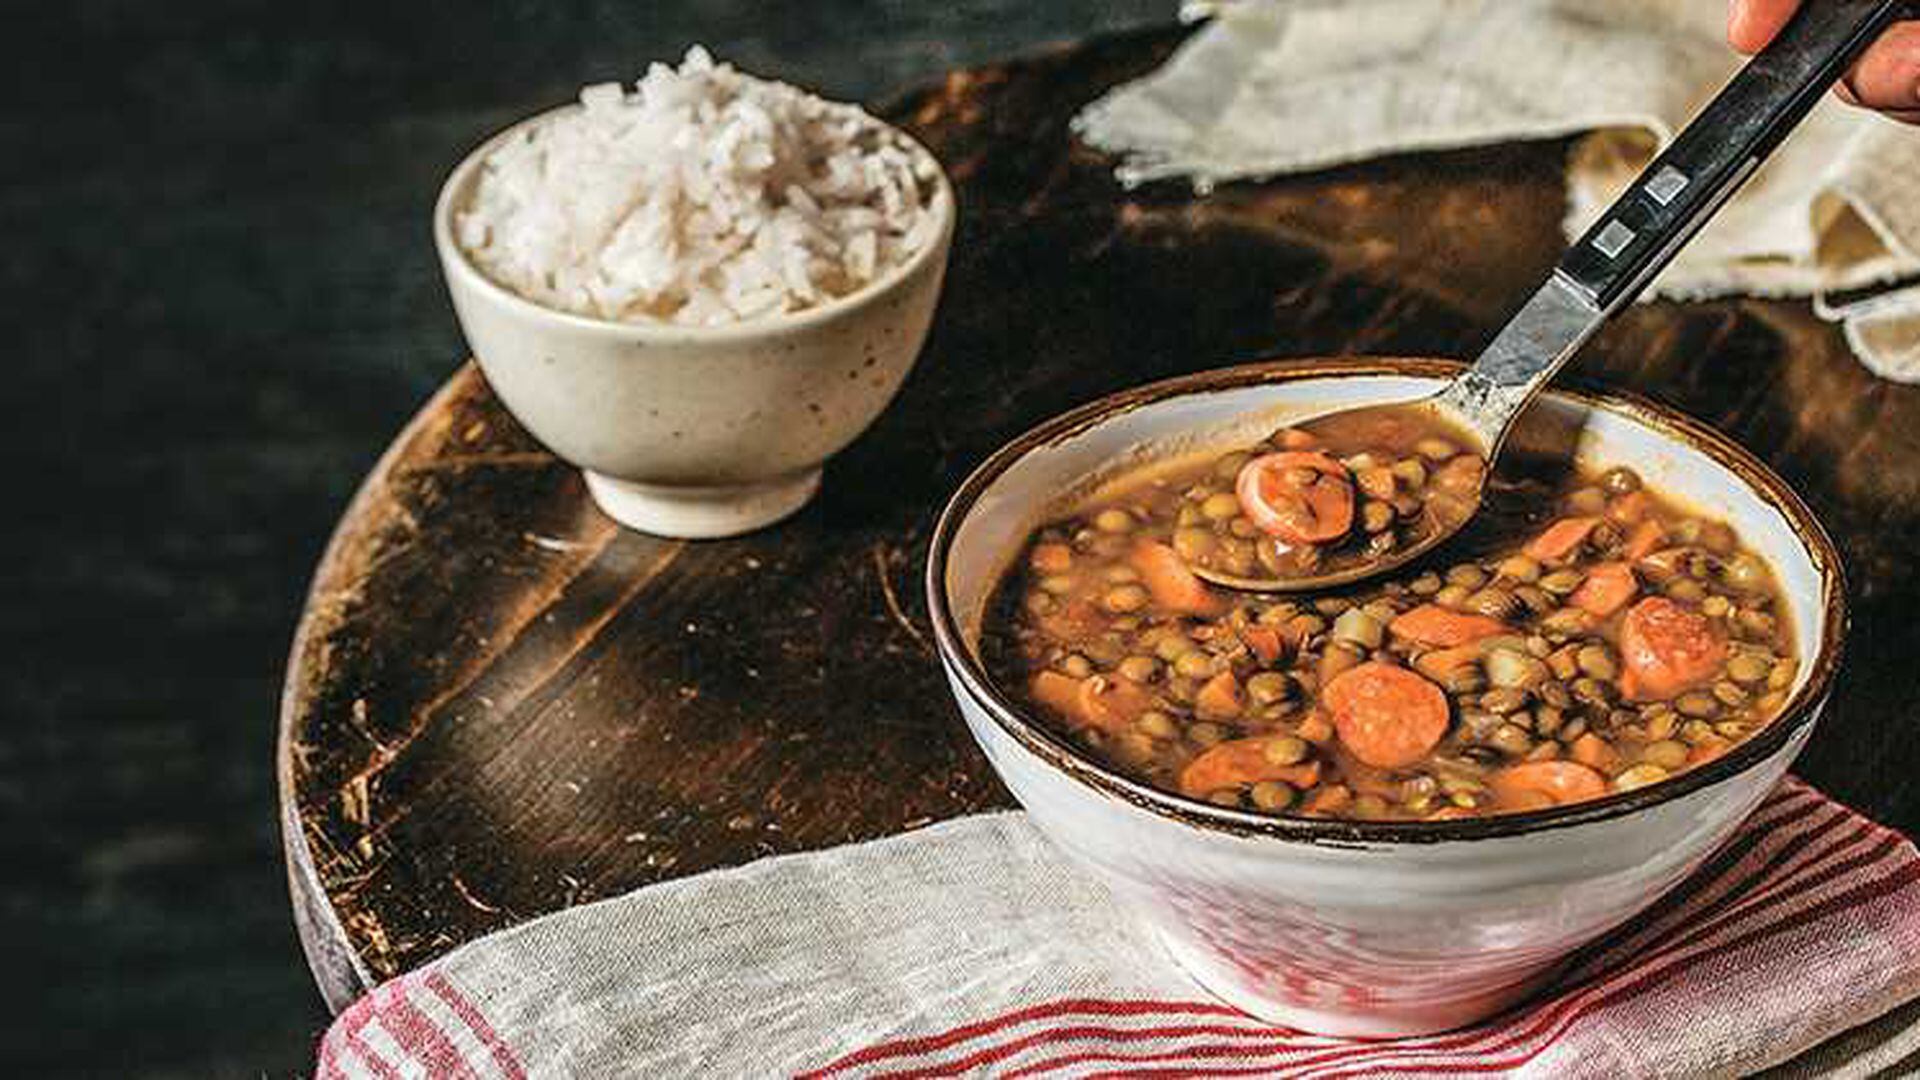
[927, 358, 1846, 1037]
[433, 104, 955, 538]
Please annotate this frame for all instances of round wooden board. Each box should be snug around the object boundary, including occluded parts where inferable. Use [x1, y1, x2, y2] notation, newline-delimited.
[281, 26, 1920, 1012]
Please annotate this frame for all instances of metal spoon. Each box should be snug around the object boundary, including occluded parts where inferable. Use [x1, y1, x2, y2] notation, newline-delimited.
[1190, 0, 1909, 593]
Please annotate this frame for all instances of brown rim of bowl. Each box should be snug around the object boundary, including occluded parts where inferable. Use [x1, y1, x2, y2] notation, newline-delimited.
[924, 356, 1848, 846]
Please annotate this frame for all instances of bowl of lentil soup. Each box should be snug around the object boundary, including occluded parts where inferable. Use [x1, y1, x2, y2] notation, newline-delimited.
[926, 357, 1844, 1036]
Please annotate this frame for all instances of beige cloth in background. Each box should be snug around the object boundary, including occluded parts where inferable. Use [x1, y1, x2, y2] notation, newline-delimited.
[1073, 0, 1920, 379]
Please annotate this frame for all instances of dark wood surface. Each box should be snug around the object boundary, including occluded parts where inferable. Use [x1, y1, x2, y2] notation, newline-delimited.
[13, 5, 1180, 1076]
[283, 23, 1920, 1028]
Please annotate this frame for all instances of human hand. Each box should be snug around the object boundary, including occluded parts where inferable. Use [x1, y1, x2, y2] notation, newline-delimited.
[1729, 0, 1920, 122]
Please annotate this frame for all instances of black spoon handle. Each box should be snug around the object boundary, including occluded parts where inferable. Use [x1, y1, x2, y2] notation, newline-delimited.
[1441, 0, 1909, 455]
[1560, 0, 1910, 313]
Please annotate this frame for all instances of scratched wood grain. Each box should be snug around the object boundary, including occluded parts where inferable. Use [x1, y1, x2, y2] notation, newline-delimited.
[280, 26, 1920, 1014]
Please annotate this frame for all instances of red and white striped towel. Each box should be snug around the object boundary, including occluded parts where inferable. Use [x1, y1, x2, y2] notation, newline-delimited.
[317, 779, 1920, 1078]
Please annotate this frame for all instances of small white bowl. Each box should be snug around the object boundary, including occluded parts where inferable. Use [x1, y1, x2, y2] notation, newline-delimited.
[433, 105, 955, 538]
[927, 357, 1846, 1037]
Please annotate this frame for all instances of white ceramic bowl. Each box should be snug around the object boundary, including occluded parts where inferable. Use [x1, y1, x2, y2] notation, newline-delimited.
[433, 105, 955, 538]
[926, 358, 1845, 1037]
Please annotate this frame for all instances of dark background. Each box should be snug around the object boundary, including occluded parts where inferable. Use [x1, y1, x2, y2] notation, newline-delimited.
[5, 3, 1167, 1075]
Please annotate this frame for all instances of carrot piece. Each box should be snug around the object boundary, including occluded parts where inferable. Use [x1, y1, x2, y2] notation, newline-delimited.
[1618, 596, 1728, 702]
[1303, 784, 1352, 816]
[1491, 760, 1609, 810]
[1390, 604, 1510, 647]
[1569, 562, 1638, 617]
[1029, 672, 1151, 734]
[1077, 676, 1156, 733]
[1029, 670, 1084, 721]
[1296, 710, 1335, 744]
[1624, 518, 1667, 561]
[1194, 671, 1245, 721]
[1607, 491, 1652, 525]
[1128, 541, 1225, 617]
[1569, 732, 1621, 773]
[1029, 543, 1073, 574]
[1525, 516, 1600, 562]
[1178, 737, 1321, 796]
[1278, 760, 1322, 788]
[1322, 661, 1452, 769]
[1238, 625, 1286, 665]
[1236, 452, 1355, 544]
[1413, 643, 1483, 682]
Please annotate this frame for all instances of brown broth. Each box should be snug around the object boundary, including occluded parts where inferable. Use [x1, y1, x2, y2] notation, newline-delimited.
[982, 439, 1797, 821]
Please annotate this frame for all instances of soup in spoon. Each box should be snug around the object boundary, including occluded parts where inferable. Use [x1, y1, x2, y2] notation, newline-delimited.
[1172, 407, 1483, 589]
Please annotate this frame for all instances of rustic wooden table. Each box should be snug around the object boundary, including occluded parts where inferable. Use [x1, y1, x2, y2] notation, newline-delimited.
[279, 24, 1920, 1050]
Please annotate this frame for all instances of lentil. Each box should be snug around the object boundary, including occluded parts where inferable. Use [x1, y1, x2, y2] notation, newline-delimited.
[986, 417, 1795, 822]
[1250, 780, 1296, 811]
[1576, 644, 1618, 680]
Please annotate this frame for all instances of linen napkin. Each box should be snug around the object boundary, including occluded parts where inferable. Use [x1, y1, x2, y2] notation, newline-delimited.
[1072, 0, 1920, 381]
[315, 778, 1920, 1078]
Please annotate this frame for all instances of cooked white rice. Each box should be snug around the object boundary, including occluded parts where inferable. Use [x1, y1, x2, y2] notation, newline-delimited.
[456, 47, 943, 327]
